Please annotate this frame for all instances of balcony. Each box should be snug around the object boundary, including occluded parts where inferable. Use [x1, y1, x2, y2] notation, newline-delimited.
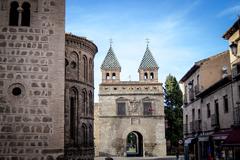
[233, 102, 240, 126]
[194, 85, 200, 95]
[189, 120, 202, 133]
[211, 114, 220, 129]
[189, 88, 194, 101]
[183, 94, 188, 105]
[183, 124, 188, 134]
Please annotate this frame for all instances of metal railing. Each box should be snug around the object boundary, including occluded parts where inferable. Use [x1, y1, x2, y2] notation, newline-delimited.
[211, 114, 220, 128]
[183, 124, 188, 134]
[234, 103, 240, 126]
[189, 88, 194, 101]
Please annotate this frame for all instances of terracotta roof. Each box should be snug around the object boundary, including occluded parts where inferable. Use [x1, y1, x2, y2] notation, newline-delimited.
[101, 46, 121, 70]
[139, 46, 159, 70]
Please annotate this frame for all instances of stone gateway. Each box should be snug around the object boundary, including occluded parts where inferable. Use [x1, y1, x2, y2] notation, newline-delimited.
[94, 45, 166, 157]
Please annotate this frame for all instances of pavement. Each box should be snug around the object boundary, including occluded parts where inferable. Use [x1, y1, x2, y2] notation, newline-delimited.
[95, 155, 184, 160]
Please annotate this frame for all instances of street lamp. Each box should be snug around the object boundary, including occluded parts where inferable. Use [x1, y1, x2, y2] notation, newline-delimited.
[229, 42, 238, 56]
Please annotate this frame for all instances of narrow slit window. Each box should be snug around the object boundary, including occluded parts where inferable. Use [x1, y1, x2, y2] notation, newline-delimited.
[21, 2, 31, 26]
[9, 1, 19, 26]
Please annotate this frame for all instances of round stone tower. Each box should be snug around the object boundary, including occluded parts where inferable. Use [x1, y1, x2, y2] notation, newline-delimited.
[65, 33, 98, 159]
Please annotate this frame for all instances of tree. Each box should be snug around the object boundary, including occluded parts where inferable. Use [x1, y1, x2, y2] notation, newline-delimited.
[164, 74, 183, 154]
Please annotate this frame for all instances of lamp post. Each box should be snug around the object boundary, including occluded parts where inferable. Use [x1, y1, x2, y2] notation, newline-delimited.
[229, 42, 238, 56]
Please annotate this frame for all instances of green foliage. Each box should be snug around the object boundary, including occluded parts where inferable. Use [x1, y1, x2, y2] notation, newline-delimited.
[164, 74, 183, 151]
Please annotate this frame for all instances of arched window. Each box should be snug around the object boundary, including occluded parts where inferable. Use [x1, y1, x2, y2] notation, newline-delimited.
[89, 59, 93, 83]
[83, 56, 88, 81]
[9, 1, 19, 26]
[69, 87, 78, 143]
[82, 123, 87, 147]
[89, 124, 93, 146]
[150, 72, 154, 79]
[89, 91, 93, 116]
[112, 73, 116, 80]
[21, 2, 31, 26]
[106, 73, 110, 80]
[144, 72, 148, 80]
[82, 90, 87, 116]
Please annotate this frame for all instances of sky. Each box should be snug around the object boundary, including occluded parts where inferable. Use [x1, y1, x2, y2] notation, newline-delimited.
[66, 0, 240, 102]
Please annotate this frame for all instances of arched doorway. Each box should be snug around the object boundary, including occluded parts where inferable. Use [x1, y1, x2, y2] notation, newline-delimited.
[126, 131, 143, 157]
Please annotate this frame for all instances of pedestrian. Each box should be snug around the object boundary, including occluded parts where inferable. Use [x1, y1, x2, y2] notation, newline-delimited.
[176, 147, 179, 160]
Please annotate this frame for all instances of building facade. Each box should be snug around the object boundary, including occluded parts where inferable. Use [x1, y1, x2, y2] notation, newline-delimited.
[181, 18, 240, 160]
[94, 45, 166, 157]
[0, 1, 97, 159]
[180, 51, 231, 160]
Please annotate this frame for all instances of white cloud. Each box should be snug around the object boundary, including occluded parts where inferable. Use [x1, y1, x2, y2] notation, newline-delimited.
[218, 5, 240, 17]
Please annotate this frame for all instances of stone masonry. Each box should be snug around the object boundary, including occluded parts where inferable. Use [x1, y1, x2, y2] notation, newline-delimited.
[0, 0, 65, 159]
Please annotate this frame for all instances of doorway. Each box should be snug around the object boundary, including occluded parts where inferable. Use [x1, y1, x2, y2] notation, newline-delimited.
[126, 131, 143, 157]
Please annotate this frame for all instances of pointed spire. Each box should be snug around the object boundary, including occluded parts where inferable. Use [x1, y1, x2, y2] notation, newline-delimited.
[139, 45, 159, 70]
[101, 44, 121, 70]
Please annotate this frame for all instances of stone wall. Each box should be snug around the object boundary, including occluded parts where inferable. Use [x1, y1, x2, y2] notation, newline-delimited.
[0, 0, 65, 159]
[95, 82, 166, 157]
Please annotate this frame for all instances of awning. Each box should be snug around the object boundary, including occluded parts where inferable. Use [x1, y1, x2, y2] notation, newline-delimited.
[223, 128, 240, 146]
[212, 129, 231, 140]
[198, 136, 209, 142]
[184, 137, 197, 146]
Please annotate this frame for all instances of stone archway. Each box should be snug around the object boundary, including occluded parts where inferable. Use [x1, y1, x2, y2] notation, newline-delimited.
[126, 131, 143, 157]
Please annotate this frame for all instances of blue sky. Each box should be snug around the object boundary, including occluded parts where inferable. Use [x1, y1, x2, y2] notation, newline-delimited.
[66, 0, 240, 102]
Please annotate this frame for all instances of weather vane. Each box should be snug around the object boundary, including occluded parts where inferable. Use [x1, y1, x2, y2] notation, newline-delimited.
[146, 38, 150, 47]
[110, 38, 113, 47]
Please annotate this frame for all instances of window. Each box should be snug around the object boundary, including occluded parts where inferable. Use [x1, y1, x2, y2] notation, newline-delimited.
[197, 75, 199, 85]
[89, 59, 93, 82]
[143, 102, 152, 115]
[88, 125, 93, 146]
[106, 73, 110, 80]
[117, 102, 126, 116]
[223, 95, 229, 113]
[144, 73, 148, 79]
[198, 109, 201, 120]
[112, 73, 116, 80]
[207, 103, 211, 118]
[89, 92, 93, 116]
[82, 90, 87, 116]
[21, 2, 30, 26]
[82, 124, 87, 147]
[192, 109, 195, 121]
[238, 85, 240, 99]
[83, 56, 88, 81]
[186, 115, 188, 124]
[9, 1, 19, 26]
[150, 72, 154, 79]
[69, 88, 78, 142]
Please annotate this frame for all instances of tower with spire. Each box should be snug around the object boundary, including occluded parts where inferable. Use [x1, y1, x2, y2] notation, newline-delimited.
[101, 44, 121, 83]
[95, 41, 166, 157]
[138, 44, 159, 82]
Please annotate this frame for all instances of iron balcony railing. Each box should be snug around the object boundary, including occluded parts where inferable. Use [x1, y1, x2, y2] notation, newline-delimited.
[183, 124, 188, 134]
[211, 114, 220, 129]
[189, 88, 194, 101]
[194, 85, 200, 95]
[234, 103, 240, 126]
[189, 120, 202, 133]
